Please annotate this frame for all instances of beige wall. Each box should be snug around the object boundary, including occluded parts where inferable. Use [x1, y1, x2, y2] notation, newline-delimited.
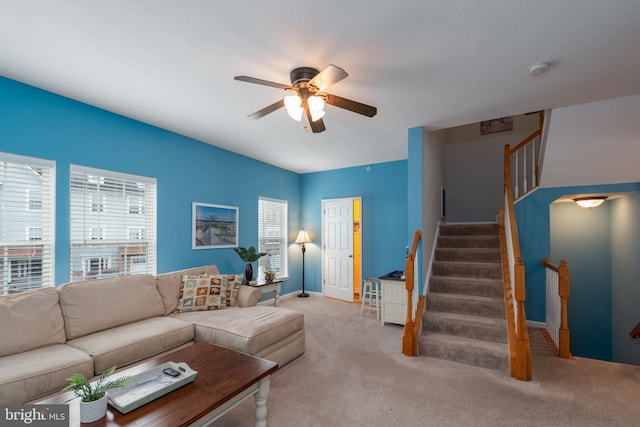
[541, 94, 640, 188]
[441, 114, 539, 222]
[421, 129, 445, 284]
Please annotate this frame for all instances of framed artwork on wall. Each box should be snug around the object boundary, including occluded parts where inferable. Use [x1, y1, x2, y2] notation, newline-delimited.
[192, 202, 239, 249]
[480, 116, 513, 135]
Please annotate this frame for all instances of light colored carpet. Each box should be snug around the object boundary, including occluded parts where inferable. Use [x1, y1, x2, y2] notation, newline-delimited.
[215, 295, 640, 427]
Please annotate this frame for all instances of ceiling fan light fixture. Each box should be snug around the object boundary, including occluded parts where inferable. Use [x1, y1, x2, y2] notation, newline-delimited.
[287, 106, 304, 121]
[284, 94, 301, 110]
[310, 110, 325, 122]
[307, 95, 326, 122]
[284, 94, 303, 121]
[307, 95, 325, 112]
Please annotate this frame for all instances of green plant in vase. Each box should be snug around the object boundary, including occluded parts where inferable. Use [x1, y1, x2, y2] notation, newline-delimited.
[63, 366, 130, 423]
[233, 246, 268, 283]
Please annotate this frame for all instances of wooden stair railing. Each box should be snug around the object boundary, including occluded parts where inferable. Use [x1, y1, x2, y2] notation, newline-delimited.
[502, 142, 532, 381]
[541, 258, 571, 359]
[402, 230, 423, 356]
[499, 110, 546, 379]
[508, 110, 545, 199]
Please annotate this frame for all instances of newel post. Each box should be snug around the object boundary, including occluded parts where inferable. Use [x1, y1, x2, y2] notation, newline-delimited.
[402, 251, 416, 356]
[558, 260, 571, 359]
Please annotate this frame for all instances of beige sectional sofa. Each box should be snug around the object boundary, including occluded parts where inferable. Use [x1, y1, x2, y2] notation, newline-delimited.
[0, 265, 305, 404]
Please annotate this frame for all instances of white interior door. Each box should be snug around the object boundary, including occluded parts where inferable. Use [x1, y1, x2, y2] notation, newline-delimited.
[323, 198, 354, 302]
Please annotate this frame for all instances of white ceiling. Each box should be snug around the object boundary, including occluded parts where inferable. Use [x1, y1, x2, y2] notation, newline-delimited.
[2, 1, 640, 173]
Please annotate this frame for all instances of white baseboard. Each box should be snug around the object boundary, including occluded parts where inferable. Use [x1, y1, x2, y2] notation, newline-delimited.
[257, 290, 322, 306]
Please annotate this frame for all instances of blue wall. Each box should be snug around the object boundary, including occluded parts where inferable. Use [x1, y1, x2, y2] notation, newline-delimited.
[514, 182, 640, 323]
[516, 182, 640, 363]
[0, 76, 303, 294]
[550, 202, 612, 361]
[611, 193, 640, 365]
[300, 161, 408, 293]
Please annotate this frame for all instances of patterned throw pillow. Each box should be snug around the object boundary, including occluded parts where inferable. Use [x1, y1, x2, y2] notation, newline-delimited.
[212, 274, 244, 307]
[177, 274, 227, 312]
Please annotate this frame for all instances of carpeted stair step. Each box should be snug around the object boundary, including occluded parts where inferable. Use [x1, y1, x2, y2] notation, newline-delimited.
[430, 276, 503, 298]
[439, 224, 499, 236]
[419, 331, 509, 372]
[424, 311, 508, 343]
[426, 292, 505, 319]
[432, 260, 502, 279]
[437, 235, 500, 249]
[435, 247, 501, 263]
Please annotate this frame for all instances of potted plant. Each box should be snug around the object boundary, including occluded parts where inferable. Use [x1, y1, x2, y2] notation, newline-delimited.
[233, 246, 268, 283]
[63, 366, 130, 423]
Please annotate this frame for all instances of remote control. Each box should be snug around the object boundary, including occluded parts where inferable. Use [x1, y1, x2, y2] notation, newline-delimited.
[162, 367, 181, 377]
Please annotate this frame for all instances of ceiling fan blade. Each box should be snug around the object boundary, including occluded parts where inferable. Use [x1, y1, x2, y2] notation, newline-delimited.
[324, 93, 377, 117]
[304, 105, 326, 133]
[309, 64, 348, 92]
[234, 75, 291, 90]
[247, 99, 285, 120]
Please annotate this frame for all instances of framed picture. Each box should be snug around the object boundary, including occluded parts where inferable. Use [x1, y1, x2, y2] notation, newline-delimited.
[480, 116, 513, 135]
[192, 202, 239, 249]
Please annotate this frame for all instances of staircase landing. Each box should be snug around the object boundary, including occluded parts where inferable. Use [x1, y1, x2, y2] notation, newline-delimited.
[419, 223, 509, 372]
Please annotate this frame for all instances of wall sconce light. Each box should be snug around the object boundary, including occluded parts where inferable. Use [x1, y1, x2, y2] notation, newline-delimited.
[573, 196, 608, 209]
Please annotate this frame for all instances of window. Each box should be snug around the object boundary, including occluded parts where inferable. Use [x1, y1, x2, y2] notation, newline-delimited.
[128, 228, 145, 240]
[70, 165, 156, 281]
[258, 197, 288, 280]
[27, 227, 43, 241]
[27, 189, 42, 211]
[90, 194, 105, 212]
[0, 152, 55, 293]
[82, 256, 113, 278]
[90, 227, 105, 240]
[127, 195, 144, 215]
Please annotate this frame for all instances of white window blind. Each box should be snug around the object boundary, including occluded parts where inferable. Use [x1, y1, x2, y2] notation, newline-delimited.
[0, 152, 55, 294]
[70, 165, 156, 281]
[258, 197, 288, 280]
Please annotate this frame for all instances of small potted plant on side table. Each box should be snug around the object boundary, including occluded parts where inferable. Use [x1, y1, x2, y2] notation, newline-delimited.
[233, 246, 268, 283]
[62, 366, 130, 423]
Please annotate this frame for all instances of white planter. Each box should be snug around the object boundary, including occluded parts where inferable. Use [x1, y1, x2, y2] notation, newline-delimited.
[80, 395, 108, 423]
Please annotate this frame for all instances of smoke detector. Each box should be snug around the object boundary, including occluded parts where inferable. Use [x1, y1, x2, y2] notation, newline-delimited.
[529, 63, 550, 77]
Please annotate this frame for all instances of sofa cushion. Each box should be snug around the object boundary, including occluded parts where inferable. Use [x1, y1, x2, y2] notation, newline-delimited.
[59, 274, 165, 340]
[0, 344, 94, 404]
[177, 274, 227, 312]
[156, 265, 220, 315]
[171, 306, 304, 356]
[66, 317, 194, 375]
[0, 287, 66, 357]
[216, 274, 243, 307]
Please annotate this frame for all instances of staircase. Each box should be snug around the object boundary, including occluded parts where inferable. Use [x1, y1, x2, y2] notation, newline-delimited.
[418, 223, 509, 372]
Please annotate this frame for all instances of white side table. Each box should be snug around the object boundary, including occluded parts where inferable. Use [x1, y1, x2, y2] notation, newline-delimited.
[248, 280, 282, 306]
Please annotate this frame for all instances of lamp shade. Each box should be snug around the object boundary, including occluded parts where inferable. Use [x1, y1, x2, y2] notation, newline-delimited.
[284, 94, 301, 110]
[295, 230, 312, 244]
[307, 96, 324, 112]
[284, 94, 303, 121]
[307, 96, 325, 122]
[574, 196, 608, 208]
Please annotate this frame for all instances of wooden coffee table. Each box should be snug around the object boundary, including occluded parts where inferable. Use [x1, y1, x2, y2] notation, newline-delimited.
[38, 343, 278, 426]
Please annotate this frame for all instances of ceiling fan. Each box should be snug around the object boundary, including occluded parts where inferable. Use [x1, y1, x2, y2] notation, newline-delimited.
[234, 64, 377, 133]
